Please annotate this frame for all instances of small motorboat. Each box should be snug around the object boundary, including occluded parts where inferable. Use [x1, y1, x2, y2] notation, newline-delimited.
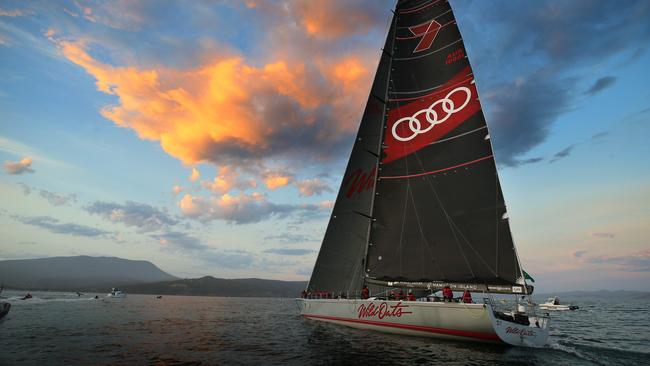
[106, 288, 127, 298]
[0, 302, 10, 320]
[21, 293, 32, 300]
[538, 297, 579, 311]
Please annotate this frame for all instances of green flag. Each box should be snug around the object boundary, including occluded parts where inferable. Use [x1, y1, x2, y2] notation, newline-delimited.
[523, 270, 535, 283]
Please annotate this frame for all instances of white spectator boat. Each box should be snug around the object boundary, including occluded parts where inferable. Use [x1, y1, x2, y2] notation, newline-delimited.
[538, 297, 578, 311]
[106, 288, 127, 298]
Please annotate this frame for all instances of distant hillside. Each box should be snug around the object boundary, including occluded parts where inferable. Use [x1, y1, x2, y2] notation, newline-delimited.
[122, 276, 307, 298]
[0, 256, 177, 291]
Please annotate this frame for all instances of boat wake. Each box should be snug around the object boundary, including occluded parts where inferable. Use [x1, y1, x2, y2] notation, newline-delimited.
[546, 340, 608, 365]
[4, 296, 100, 305]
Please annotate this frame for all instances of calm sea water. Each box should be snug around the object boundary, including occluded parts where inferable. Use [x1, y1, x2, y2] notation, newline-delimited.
[1, 290, 648, 365]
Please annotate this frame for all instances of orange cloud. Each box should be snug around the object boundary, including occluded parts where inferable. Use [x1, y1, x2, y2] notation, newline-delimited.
[264, 173, 292, 190]
[56, 38, 365, 169]
[202, 166, 256, 194]
[189, 167, 200, 182]
[172, 185, 183, 195]
[290, 0, 386, 40]
[179, 193, 203, 217]
[4, 157, 34, 175]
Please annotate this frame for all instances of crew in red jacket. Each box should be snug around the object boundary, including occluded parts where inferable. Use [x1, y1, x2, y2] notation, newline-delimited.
[408, 291, 416, 301]
[461, 290, 473, 303]
[442, 286, 453, 302]
[361, 286, 370, 299]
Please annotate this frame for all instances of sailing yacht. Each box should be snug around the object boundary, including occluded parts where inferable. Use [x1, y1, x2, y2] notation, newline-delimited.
[297, 0, 550, 347]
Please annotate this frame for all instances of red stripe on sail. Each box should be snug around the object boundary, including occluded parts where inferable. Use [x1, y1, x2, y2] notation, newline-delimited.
[381, 155, 493, 180]
[303, 313, 501, 342]
[383, 66, 481, 164]
[399, 0, 441, 14]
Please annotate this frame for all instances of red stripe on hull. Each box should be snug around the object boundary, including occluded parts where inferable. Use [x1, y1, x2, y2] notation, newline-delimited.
[303, 313, 501, 342]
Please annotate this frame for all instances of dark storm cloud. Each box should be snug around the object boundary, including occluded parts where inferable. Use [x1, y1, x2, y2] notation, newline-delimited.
[264, 233, 315, 243]
[486, 75, 573, 167]
[580, 250, 650, 272]
[181, 193, 331, 225]
[15, 215, 109, 237]
[151, 231, 255, 269]
[151, 231, 208, 251]
[584, 76, 617, 96]
[592, 232, 615, 239]
[85, 201, 178, 232]
[39, 189, 77, 206]
[520, 157, 544, 165]
[549, 145, 576, 163]
[263, 248, 315, 256]
[591, 131, 609, 140]
[454, 0, 650, 167]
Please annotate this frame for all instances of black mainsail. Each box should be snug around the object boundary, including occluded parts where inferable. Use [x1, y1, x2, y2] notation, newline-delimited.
[309, 0, 529, 295]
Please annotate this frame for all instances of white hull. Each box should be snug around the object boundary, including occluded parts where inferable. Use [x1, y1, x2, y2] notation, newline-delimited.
[106, 292, 126, 298]
[297, 298, 549, 347]
[538, 304, 574, 311]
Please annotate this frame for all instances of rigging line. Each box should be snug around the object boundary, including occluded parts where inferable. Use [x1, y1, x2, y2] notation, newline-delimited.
[393, 38, 462, 61]
[381, 155, 493, 180]
[411, 151, 474, 277]
[406, 175, 445, 279]
[495, 171, 499, 275]
[428, 126, 487, 146]
[347, 243, 367, 294]
[398, 178, 411, 278]
[447, 213, 499, 277]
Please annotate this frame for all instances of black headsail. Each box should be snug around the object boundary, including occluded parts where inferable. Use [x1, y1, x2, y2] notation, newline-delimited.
[365, 0, 528, 294]
[310, 0, 529, 296]
[307, 15, 396, 295]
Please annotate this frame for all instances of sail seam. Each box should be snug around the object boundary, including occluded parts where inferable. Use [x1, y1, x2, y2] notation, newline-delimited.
[393, 37, 462, 61]
[396, 19, 455, 40]
[381, 155, 493, 180]
[388, 73, 473, 100]
[398, 0, 440, 14]
[426, 126, 487, 146]
[396, 8, 451, 29]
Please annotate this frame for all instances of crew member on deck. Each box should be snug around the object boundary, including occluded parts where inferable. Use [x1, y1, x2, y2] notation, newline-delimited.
[461, 290, 472, 303]
[442, 286, 453, 302]
[398, 289, 406, 300]
[361, 286, 370, 299]
[408, 291, 416, 301]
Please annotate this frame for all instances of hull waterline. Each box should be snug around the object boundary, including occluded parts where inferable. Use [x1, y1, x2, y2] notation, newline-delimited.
[297, 298, 549, 347]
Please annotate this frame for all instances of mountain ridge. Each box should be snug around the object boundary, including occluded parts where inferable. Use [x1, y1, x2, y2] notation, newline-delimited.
[0, 255, 177, 291]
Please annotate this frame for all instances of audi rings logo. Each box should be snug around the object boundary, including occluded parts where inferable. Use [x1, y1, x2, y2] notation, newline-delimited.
[391, 80, 474, 142]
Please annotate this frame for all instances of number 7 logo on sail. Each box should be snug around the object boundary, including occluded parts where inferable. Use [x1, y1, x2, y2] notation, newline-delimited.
[408, 20, 442, 53]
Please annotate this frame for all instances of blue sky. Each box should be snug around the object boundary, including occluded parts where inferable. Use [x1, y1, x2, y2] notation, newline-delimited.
[1, 0, 648, 291]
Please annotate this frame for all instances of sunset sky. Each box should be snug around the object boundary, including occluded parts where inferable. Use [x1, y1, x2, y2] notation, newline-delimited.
[1, 0, 648, 292]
